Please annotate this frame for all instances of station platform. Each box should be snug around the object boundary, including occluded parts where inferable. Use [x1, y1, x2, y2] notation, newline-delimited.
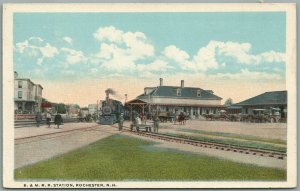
[15, 122, 103, 139]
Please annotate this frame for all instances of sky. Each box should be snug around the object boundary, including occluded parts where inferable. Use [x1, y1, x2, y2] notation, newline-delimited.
[13, 12, 286, 107]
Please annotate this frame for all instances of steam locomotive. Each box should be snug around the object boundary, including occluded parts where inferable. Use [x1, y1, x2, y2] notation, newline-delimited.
[98, 90, 124, 125]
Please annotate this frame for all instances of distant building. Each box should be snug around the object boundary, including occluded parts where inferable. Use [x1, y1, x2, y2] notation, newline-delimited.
[235, 91, 287, 118]
[88, 104, 98, 114]
[125, 78, 224, 118]
[80, 108, 89, 117]
[67, 104, 80, 115]
[226, 105, 242, 114]
[14, 72, 43, 114]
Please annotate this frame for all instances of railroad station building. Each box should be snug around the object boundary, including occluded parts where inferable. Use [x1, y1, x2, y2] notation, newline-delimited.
[235, 91, 287, 118]
[125, 78, 224, 119]
[14, 71, 43, 114]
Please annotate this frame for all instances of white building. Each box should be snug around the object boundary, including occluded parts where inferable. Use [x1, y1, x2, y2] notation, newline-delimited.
[126, 78, 224, 118]
[14, 72, 43, 114]
[88, 104, 98, 114]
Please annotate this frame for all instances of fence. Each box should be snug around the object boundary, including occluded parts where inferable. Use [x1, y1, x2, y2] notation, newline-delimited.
[14, 117, 79, 128]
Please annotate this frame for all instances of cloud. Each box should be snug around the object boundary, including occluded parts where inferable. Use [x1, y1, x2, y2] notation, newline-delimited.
[63, 36, 73, 45]
[163, 45, 189, 63]
[208, 68, 283, 81]
[94, 26, 155, 72]
[93, 26, 123, 43]
[202, 40, 285, 65]
[14, 37, 58, 65]
[61, 47, 86, 64]
[163, 41, 285, 73]
[259, 51, 285, 63]
[192, 42, 220, 71]
[15, 40, 29, 54]
[137, 60, 174, 73]
[39, 43, 58, 58]
[96, 43, 116, 59]
[14, 33, 285, 83]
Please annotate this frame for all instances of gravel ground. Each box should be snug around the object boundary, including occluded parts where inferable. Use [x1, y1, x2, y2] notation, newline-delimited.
[158, 120, 287, 141]
[15, 122, 99, 139]
[15, 125, 119, 169]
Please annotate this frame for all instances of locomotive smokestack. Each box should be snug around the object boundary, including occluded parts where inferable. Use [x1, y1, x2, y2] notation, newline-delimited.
[105, 88, 116, 103]
[181, 80, 184, 88]
[159, 78, 163, 86]
[105, 91, 109, 102]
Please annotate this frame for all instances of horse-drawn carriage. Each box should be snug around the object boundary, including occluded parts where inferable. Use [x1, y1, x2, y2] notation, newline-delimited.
[203, 110, 229, 121]
[239, 108, 281, 123]
[158, 112, 176, 123]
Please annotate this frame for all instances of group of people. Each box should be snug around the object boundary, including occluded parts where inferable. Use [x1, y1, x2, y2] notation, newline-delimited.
[35, 112, 63, 129]
[132, 111, 160, 133]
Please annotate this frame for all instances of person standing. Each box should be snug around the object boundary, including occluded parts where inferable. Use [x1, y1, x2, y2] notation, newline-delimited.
[46, 112, 51, 128]
[54, 113, 63, 129]
[35, 112, 42, 128]
[118, 113, 124, 131]
[153, 114, 160, 133]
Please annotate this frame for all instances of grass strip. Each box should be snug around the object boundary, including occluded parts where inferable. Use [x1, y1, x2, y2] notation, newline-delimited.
[15, 134, 286, 181]
[177, 128, 287, 145]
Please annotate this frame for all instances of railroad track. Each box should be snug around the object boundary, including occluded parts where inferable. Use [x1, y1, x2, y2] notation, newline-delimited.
[14, 125, 101, 145]
[15, 124, 287, 160]
[122, 128, 286, 160]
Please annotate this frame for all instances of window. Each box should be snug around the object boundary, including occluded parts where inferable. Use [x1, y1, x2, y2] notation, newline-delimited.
[18, 81, 23, 88]
[18, 91, 22, 99]
[177, 89, 181, 96]
[197, 90, 201, 97]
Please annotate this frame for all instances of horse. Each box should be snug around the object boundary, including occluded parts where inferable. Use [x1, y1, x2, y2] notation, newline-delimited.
[173, 113, 185, 125]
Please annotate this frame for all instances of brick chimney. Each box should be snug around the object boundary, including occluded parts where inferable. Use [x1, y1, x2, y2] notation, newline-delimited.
[159, 78, 163, 86]
[181, 80, 184, 88]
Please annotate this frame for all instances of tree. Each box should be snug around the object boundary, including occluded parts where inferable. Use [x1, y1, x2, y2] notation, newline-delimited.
[81, 107, 88, 110]
[56, 103, 67, 114]
[70, 104, 80, 109]
[224, 98, 233, 107]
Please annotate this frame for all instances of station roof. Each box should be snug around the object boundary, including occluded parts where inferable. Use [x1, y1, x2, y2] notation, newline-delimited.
[235, 91, 287, 106]
[138, 86, 222, 100]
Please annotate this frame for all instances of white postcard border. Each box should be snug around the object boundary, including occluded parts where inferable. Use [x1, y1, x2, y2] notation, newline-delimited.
[3, 3, 297, 188]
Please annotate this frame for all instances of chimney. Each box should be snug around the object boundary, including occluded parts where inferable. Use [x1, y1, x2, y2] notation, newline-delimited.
[181, 80, 184, 88]
[159, 78, 163, 86]
[14, 71, 18, 79]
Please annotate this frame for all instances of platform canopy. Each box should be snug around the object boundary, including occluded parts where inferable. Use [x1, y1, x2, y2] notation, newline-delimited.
[125, 98, 148, 105]
[125, 98, 149, 120]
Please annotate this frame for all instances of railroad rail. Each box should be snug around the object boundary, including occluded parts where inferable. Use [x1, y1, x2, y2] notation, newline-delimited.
[122, 128, 286, 160]
[15, 125, 100, 145]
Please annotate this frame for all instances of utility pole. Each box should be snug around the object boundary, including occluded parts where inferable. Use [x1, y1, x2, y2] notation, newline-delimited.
[124, 94, 127, 104]
[96, 100, 99, 119]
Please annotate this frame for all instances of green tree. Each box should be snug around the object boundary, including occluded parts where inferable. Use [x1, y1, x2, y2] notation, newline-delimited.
[224, 98, 233, 107]
[57, 103, 67, 114]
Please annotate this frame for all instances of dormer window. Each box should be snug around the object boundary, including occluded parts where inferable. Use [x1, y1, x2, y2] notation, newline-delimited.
[197, 90, 201, 97]
[177, 89, 181, 96]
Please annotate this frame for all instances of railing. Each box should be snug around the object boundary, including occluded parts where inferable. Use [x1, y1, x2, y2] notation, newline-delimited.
[14, 117, 79, 128]
[14, 114, 35, 120]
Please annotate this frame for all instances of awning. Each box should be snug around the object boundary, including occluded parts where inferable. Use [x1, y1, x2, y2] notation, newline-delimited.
[41, 102, 52, 108]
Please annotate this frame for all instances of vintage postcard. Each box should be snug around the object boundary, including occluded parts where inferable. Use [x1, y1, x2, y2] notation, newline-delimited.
[2, 3, 297, 188]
